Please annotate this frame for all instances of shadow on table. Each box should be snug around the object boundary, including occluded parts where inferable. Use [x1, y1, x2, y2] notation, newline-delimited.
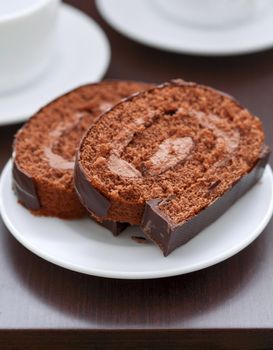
[2, 218, 271, 328]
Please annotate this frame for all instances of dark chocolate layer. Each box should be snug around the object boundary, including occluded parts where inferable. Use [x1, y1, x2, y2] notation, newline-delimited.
[141, 146, 270, 256]
[100, 220, 129, 236]
[12, 160, 41, 210]
[74, 159, 111, 217]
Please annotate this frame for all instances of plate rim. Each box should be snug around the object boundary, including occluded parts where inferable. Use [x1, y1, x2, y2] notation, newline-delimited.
[0, 3, 110, 126]
[96, 0, 273, 56]
[1, 159, 273, 279]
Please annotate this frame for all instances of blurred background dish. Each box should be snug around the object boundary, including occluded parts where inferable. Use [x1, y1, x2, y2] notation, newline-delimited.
[155, 0, 271, 29]
[0, 3, 110, 126]
[96, 0, 273, 56]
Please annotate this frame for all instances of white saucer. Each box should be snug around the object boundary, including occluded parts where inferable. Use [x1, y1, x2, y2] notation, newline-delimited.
[1, 160, 273, 279]
[0, 4, 110, 126]
[96, 0, 273, 56]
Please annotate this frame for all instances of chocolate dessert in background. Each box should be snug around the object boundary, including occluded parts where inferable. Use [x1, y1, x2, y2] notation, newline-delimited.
[13, 80, 152, 221]
[75, 79, 269, 255]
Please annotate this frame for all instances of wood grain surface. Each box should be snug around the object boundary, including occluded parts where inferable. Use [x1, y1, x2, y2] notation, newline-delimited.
[1, 1, 273, 349]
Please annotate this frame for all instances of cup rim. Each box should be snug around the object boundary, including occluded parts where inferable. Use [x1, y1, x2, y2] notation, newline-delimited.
[0, 0, 58, 23]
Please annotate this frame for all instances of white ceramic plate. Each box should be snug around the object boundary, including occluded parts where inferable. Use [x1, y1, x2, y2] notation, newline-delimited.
[96, 0, 273, 56]
[1, 160, 273, 279]
[0, 4, 110, 126]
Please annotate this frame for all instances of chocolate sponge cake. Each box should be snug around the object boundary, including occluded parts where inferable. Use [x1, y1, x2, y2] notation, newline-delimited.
[13, 80, 151, 219]
[75, 79, 270, 255]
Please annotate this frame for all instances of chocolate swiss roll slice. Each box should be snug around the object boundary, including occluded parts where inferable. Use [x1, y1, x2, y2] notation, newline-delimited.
[13, 80, 152, 224]
[75, 79, 270, 255]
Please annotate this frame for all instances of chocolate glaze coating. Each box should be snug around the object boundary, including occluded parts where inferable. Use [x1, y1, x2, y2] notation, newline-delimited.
[141, 146, 270, 256]
[100, 220, 129, 236]
[74, 159, 111, 217]
[12, 160, 40, 210]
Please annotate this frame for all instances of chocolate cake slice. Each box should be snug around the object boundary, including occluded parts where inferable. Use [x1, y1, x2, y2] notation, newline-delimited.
[75, 79, 270, 255]
[13, 80, 152, 221]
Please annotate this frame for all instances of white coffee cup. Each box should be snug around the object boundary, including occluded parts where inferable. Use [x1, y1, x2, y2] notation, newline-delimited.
[156, 0, 271, 28]
[0, 0, 60, 94]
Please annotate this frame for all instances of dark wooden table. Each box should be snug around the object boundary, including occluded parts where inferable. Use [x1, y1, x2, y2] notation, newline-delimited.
[1, 1, 273, 349]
